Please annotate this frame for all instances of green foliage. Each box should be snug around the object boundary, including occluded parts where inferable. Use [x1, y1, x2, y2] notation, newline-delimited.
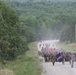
[1, 0, 76, 61]
[60, 23, 75, 43]
[7, 1, 76, 40]
[0, 42, 41, 75]
[0, 1, 28, 61]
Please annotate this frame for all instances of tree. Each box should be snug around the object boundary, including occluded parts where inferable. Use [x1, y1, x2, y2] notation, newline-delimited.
[0, 1, 28, 60]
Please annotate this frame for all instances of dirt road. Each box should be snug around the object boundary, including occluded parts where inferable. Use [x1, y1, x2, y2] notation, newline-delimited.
[38, 40, 76, 75]
[42, 62, 76, 75]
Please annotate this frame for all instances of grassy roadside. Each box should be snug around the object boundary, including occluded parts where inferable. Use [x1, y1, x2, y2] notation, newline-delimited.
[56, 42, 76, 52]
[0, 42, 42, 75]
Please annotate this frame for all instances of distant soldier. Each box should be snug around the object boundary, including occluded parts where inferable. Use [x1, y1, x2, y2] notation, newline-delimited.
[51, 53, 57, 66]
[54, 47, 56, 52]
[61, 51, 65, 65]
[70, 53, 75, 68]
[39, 43, 41, 48]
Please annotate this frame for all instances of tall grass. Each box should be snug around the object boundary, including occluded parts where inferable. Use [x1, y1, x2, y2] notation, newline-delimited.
[57, 42, 75, 52]
[0, 42, 41, 75]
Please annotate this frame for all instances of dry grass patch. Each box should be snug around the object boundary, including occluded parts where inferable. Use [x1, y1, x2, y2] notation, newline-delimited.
[0, 68, 15, 75]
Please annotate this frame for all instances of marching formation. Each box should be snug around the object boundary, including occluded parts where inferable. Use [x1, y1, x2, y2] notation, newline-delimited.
[38, 40, 76, 68]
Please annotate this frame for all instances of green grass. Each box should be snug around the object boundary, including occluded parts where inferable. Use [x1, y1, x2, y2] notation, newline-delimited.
[0, 42, 42, 75]
[56, 42, 75, 52]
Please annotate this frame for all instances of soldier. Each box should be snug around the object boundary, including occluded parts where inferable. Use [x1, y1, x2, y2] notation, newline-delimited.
[69, 53, 75, 68]
[39, 43, 41, 48]
[51, 53, 57, 66]
[61, 51, 65, 65]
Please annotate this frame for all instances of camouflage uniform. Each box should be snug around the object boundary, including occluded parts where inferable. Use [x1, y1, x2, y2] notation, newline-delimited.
[51, 54, 57, 66]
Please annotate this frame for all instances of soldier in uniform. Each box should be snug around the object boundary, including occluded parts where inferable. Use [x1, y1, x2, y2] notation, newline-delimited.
[69, 53, 75, 68]
[61, 51, 65, 65]
[51, 53, 57, 66]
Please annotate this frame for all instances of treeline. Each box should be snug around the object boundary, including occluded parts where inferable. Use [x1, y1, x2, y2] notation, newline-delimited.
[7, 1, 76, 42]
[3, 0, 76, 2]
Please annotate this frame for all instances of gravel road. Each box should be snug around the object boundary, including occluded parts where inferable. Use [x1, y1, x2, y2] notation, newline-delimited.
[42, 62, 76, 75]
[38, 40, 76, 75]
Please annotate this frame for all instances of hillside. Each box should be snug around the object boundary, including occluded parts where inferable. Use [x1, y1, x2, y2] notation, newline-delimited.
[3, 0, 76, 41]
[3, 0, 76, 2]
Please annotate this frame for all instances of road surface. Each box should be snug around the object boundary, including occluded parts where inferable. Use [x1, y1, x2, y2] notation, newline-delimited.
[42, 62, 76, 75]
[38, 40, 76, 75]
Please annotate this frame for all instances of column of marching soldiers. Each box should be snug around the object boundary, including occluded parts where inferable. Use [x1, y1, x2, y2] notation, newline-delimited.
[38, 41, 76, 68]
